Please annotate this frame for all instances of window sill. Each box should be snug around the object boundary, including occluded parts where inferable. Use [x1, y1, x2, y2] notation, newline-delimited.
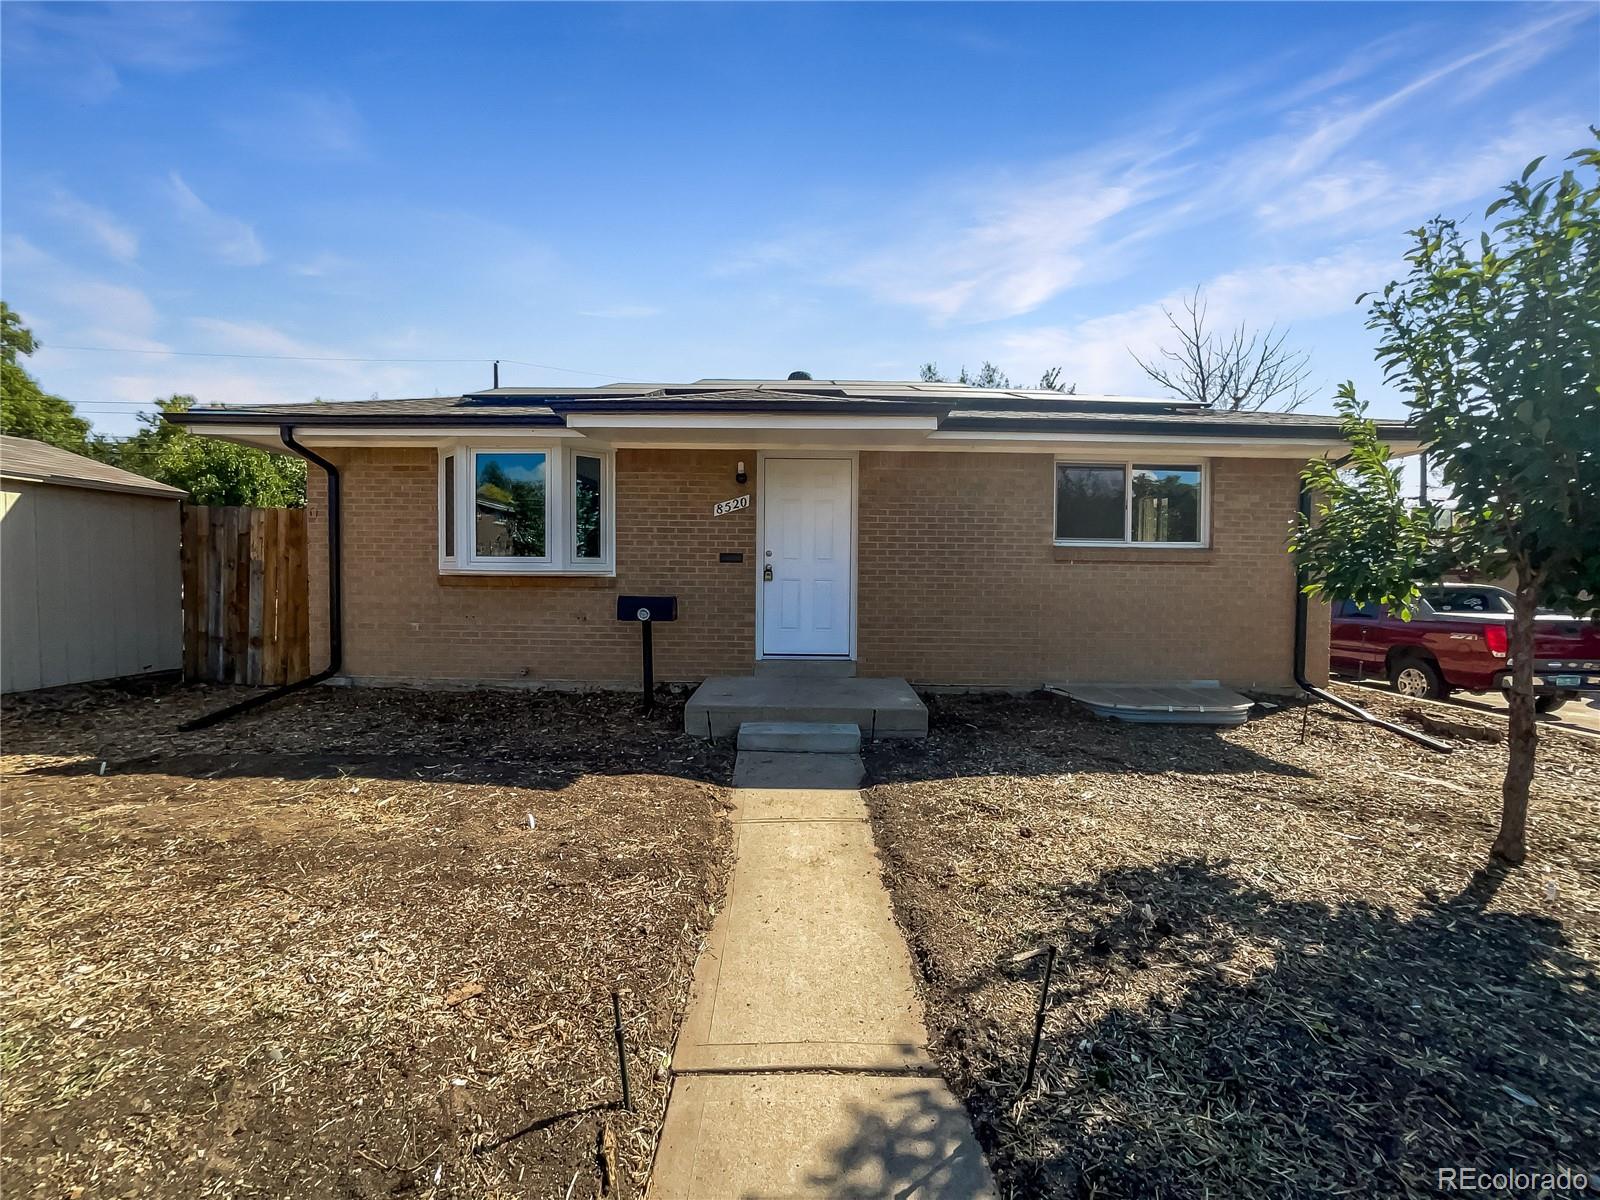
[439, 568, 616, 588]
[1053, 544, 1215, 564]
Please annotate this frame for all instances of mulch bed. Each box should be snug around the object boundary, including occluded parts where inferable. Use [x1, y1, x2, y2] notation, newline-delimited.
[2, 682, 734, 1199]
[865, 689, 1599, 1199]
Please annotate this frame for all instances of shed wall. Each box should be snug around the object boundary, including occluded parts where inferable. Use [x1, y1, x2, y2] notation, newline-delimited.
[1, 482, 182, 692]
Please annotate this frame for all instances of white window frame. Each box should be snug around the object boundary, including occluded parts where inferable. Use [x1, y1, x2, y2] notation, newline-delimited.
[1053, 458, 1209, 548]
[438, 441, 616, 575]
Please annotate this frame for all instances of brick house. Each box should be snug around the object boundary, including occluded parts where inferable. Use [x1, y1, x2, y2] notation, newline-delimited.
[172, 378, 1411, 694]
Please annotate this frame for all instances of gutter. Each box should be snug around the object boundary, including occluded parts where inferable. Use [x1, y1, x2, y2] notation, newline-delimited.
[179, 427, 343, 731]
[1292, 479, 1452, 754]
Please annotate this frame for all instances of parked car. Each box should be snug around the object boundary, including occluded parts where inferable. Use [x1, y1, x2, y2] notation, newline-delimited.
[1331, 583, 1600, 712]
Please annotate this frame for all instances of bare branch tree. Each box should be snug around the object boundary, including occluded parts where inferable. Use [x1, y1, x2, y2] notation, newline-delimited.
[1131, 289, 1313, 411]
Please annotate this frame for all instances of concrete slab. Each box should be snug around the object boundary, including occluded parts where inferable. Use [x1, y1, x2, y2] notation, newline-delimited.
[651, 744, 996, 1200]
[686, 675, 928, 739]
[672, 817, 930, 1074]
[649, 1073, 998, 1199]
[753, 658, 857, 678]
[730, 787, 867, 822]
[738, 721, 862, 754]
[734, 750, 865, 791]
[1051, 681, 1254, 725]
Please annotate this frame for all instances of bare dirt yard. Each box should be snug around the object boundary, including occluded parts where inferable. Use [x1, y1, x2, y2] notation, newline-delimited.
[866, 690, 1599, 1199]
[2, 682, 733, 1199]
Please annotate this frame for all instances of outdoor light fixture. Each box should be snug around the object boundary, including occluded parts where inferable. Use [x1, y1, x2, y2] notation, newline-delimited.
[736, 460, 747, 484]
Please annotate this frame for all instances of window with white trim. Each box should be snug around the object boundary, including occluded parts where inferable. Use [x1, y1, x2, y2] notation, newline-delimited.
[1054, 460, 1206, 546]
[439, 443, 615, 574]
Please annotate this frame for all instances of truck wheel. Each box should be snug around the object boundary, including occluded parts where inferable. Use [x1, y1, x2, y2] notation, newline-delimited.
[1389, 656, 1446, 700]
[1535, 695, 1568, 714]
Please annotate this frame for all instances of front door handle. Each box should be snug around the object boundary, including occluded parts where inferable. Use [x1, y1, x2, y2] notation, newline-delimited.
[764, 565, 774, 582]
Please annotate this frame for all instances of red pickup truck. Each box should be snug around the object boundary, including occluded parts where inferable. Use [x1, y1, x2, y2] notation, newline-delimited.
[1331, 583, 1600, 713]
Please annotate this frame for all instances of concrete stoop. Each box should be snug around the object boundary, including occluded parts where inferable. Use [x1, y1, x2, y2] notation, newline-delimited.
[647, 748, 996, 1200]
[684, 674, 928, 740]
[735, 720, 862, 754]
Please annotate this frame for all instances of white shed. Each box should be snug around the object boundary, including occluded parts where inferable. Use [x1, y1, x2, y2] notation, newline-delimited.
[1, 435, 186, 693]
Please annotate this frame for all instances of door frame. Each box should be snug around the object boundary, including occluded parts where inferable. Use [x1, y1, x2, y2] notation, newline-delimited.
[754, 449, 858, 661]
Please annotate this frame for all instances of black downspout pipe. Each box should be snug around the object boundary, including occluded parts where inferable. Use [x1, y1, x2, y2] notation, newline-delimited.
[1293, 480, 1452, 754]
[179, 426, 342, 731]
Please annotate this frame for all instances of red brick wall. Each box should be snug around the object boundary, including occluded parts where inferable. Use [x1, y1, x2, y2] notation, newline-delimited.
[307, 447, 758, 685]
[305, 447, 1327, 689]
[854, 452, 1327, 689]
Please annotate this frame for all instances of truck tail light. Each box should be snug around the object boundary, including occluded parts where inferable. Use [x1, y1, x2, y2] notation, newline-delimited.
[1483, 625, 1509, 658]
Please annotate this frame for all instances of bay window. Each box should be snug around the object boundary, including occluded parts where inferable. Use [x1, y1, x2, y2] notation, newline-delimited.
[439, 443, 614, 574]
[1054, 460, 1206, 547]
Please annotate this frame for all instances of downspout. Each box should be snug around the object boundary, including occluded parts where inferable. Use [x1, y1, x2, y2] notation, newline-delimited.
[1293, 478, 1452, 754]
[179, 426, 342, 731]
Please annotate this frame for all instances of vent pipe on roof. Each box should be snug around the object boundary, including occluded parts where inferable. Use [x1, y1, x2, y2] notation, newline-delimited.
[787, 370, 812, 380]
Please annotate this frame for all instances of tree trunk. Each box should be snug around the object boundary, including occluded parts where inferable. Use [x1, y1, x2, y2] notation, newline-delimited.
[1492, 569, 1539, 864]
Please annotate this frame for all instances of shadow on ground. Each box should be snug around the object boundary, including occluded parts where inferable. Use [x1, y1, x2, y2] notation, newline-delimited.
[2, 679, 733, 789]
[872, 690, 1316, 783]
[931, 856, 1598, 1197]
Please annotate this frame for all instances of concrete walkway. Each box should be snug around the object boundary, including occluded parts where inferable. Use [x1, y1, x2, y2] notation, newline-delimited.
[649, 749, 996, 1199]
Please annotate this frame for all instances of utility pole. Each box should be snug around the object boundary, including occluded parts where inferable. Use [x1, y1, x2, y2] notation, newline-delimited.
[492, 360, 500, 388]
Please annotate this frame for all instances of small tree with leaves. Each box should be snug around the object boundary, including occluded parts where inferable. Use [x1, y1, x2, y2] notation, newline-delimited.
[1293, 138, 1600, 864]
[1133, 288, 1313, 411]
[122, 396, 307, 507]
[1, 302, 95, 453]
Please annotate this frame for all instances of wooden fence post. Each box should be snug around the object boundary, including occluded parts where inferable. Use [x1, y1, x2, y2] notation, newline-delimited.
[180, 504, 310, 686]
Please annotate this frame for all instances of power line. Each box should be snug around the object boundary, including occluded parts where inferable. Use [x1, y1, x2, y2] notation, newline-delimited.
[42, 343, 621, 379]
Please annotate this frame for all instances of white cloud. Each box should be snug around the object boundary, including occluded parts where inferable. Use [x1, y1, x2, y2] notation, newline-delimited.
[219, 91, 369, 161]
[831, 146, 1188, 324]
[290, 252, 355, 278]
[167, 172, 266, 266]
[577, 304, 662, 319]
[1, 3, 235, 101]
[997, 247, 1394, 395]
[1256, 112, 1587, 233]
[48, 188, 139, 262]
[1274, 6, 1585, 180]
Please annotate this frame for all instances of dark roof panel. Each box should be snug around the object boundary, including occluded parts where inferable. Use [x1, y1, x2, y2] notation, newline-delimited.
[167, 379, 1403, 441]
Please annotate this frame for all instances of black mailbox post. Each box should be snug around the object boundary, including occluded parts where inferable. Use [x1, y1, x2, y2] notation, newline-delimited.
[617, 595, 678, 711]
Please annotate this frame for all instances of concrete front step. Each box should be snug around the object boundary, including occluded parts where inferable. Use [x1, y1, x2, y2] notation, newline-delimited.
[737, 721, 861, 754]
[685, 675, 928, 740]
[752, 658, 857, 678]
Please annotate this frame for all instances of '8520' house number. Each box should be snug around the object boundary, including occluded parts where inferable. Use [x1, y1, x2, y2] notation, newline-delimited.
[712, 494, 751, 517]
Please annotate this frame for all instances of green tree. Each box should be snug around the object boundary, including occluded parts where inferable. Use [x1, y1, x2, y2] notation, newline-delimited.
[120, 396, 306, 507]
[918, 360, 1075, 392]
[1, 302, 94, 452]
[1293, 139, 1600, 864]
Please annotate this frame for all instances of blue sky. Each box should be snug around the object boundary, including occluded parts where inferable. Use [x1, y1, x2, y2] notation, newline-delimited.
[2, 1, 1596, 437]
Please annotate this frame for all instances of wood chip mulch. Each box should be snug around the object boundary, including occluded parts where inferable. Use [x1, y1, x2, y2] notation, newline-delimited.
[865, 689, 1598, 1199]
[1, 682, 735, 1199]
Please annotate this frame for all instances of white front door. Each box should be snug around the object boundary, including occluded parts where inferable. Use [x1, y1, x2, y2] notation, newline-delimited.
[761, 456, 853, 657]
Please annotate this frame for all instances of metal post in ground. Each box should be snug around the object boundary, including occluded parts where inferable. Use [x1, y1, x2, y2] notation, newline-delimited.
[640, 621, 654, 713]
[1022, 944, 1058, 1096]
[611, 990, 633, 1112]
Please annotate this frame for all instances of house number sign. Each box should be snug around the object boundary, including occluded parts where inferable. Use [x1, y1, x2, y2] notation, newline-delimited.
[713, 494, 751, 517]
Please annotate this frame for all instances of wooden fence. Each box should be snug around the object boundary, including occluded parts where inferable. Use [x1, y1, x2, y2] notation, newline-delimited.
[181, 505, 310, 685]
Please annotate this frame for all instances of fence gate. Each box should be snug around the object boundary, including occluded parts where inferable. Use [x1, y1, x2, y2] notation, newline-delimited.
[181, 505, 310, 685]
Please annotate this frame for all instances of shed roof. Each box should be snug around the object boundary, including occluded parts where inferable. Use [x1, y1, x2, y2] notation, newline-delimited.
[0, 435, 187, 500]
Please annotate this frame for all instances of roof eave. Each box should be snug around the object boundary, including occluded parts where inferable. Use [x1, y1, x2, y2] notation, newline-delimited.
[169, 410, 566, 428]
